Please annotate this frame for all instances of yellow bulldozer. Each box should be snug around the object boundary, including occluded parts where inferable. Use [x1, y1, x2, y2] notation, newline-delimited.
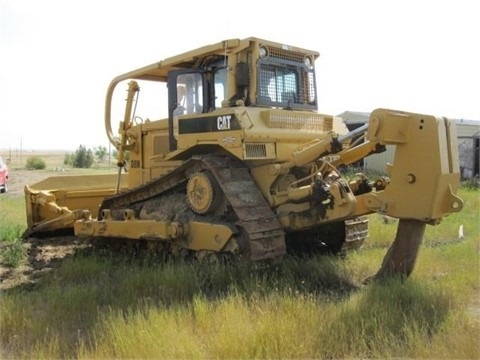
[24, 37, 463, 279]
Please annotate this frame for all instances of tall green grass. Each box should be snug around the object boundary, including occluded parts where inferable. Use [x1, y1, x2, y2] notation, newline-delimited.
[0, 196, 26, 267]
[0, 187, 479, 359]
[2, 254, 478, 359]
[0, 196, 26, 228]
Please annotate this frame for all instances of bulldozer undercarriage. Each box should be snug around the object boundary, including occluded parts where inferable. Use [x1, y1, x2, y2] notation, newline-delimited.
[74, 155, 367, 264]
[91, 155, 286, 261]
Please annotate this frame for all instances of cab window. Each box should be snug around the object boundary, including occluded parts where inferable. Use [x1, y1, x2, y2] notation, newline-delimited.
[174, 73, 203, 115]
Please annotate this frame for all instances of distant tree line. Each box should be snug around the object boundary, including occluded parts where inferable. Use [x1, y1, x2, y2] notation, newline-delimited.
[23, 145, 113, 170]
[64, 145, 110, 168]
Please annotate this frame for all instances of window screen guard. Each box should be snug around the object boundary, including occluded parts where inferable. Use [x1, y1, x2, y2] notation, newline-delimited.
[257, 60, 317, 110]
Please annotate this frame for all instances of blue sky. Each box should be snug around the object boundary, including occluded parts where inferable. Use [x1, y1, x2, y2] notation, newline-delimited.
[1, 0, 479, 150]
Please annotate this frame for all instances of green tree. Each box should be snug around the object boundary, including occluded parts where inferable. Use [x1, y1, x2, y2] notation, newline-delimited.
[94, 145, 108, 163]
[63, 152, 74, 166]
[72, 145, 94, 168]
[25, 156, 46, 170]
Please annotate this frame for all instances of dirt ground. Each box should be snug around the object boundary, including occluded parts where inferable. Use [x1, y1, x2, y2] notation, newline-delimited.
[0, 169, 90, 290]
[6, 169, 64, 196]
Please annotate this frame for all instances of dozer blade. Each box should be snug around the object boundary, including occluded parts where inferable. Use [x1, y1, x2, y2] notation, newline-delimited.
[371, 219, 426, 281]
[24, 173, 127, 237]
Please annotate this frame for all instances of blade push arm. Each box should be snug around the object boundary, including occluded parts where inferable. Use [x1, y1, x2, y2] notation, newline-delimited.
[333, 109, 464, 280]
[364, 109, 463, 222]
[334, 108, 463, 223]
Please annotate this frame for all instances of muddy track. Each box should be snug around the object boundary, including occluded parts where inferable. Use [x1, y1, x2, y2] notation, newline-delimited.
[0, 236, 90, 290]
[1, 169, 85, 290]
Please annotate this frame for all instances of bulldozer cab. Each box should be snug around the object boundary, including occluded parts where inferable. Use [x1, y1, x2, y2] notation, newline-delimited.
[105, 37, 322, 156]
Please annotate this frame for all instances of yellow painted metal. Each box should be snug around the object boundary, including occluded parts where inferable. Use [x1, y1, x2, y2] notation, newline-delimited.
[185, 221, 236, 251]
[363, 109, 463, 221]
[25, 173, 127, 233]
[186, 172, 216, 214]
[74, 218, 183, 240]
[74, 218, 235, 252]
[28, 173, 127, 192]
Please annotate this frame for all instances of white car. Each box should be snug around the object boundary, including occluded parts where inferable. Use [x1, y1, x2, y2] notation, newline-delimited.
[0, 157, 9, 193]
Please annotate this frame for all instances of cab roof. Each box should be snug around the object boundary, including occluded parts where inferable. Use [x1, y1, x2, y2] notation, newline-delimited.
[109, 37, 320, 84]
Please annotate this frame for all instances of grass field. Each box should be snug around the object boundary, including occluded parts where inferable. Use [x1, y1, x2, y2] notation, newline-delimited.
[1, 149, 72, 170]
[0, 167, 478, 358]
[0, 148, 116, 171]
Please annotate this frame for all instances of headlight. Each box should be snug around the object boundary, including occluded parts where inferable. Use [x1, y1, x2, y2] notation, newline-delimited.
[304, 55, 314, 69]
[259, 45, 269, 60]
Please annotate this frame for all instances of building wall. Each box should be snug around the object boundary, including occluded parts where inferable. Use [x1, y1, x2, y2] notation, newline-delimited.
[363, 145, 394, 174]
[458, 135, 480, 178]
[455, 119, 480, 139]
